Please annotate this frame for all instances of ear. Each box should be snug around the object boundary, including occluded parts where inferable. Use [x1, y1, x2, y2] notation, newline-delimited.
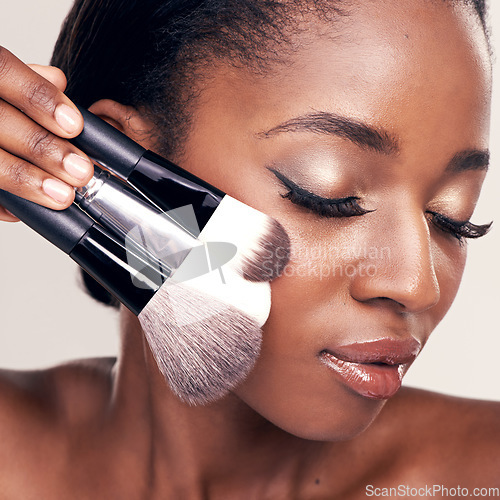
[87, 99, 157, 149]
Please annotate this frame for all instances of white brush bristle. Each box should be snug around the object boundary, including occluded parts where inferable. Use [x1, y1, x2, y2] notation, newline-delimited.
[198, 195, 290, 282]
[136, 196, 289, 405]
[138, 280, 262, 406]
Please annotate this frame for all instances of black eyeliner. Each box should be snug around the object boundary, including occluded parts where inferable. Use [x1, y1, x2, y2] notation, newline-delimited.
[268, 167, 373, 218]
[267, 168, 491, 240]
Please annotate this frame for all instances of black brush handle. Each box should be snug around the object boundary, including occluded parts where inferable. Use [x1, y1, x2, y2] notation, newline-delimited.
[0, 189, 91, 254]
[70, 224, 159, 315]
[71, 107, 225, 234]
[129, 150, 224, 233]
[71, 106, 145, 179]
[0, 190, 162, 315]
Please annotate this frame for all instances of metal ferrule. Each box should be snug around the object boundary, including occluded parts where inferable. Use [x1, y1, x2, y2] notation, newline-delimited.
[75, 166, 200, 279]
[75, 169, 107, 206]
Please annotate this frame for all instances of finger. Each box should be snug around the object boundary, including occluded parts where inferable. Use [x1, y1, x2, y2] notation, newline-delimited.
[0, 99, 93, 187]
[0, 46, 82, 138]
[0, 205, 20, 222]
[28, 64, 67, 92]
[0, 149, 75, 210]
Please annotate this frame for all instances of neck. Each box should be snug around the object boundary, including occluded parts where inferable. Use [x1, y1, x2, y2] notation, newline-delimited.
[111, 309, 328, 498]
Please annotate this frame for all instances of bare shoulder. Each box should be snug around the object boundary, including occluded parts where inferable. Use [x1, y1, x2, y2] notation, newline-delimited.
[0, 356, 116, 423]
[376, 387, 500, 485]
[0, 357, 116, 462]
[42, 356, 117, 425]
[389, 387, 500, 444]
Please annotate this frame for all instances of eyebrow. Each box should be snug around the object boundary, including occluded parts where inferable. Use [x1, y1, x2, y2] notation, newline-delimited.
[446, 150, 490, 173]
[258, 111, 490, 173]
[257, 111, 400, 155]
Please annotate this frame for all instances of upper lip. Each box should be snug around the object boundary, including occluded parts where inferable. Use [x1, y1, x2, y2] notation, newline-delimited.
[322, 337, 422, 365]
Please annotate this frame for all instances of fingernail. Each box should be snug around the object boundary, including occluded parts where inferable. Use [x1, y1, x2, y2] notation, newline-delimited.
[54, 103, 81, 134]
[63, 153, 92, 181]
[42, 178, 73, 204]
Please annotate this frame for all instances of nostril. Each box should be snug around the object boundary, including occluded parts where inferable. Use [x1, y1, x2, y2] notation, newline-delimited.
[354, 296, 407, 312]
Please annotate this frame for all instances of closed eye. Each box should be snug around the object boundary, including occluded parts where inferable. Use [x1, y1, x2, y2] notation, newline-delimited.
[426, 211, 492, 244]
[268, 168, 374, 218]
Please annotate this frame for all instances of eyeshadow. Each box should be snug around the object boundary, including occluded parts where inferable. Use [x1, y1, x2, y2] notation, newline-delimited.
[268, 149, 351, 195]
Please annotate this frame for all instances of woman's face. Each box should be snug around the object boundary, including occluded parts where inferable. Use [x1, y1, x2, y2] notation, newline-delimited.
[177, 0, 491, 439]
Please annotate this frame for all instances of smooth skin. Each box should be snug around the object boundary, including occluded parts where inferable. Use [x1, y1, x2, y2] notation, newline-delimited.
[0, 1, 499, 498]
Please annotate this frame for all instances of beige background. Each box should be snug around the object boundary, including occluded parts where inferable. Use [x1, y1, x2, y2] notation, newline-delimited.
[0, 1, 498, 400]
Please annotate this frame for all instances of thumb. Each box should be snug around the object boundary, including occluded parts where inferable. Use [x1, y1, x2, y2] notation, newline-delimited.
[28, 64, 68, 92]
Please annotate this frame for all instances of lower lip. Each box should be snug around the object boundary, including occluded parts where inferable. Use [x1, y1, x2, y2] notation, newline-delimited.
[320, 351, 404, 400]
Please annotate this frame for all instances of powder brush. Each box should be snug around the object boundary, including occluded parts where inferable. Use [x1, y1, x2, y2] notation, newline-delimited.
[73, 164, 274, 327]
[0, 189, 263, 405]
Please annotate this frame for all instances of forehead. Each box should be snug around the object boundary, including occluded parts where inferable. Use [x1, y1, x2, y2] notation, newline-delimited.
[284, 1, 491, 133]
[338, 0, 491, 95]
[283, 1, 488, 110]
[189, 0, 491, 166]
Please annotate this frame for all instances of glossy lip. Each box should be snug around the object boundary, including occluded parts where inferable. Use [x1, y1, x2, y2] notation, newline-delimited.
[319, 338, 421, 400]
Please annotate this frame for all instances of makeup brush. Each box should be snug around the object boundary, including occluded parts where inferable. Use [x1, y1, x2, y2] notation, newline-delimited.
[0, 189, 262, 405]
[73, 164, 272, 326]
[71, 107, 290, 283]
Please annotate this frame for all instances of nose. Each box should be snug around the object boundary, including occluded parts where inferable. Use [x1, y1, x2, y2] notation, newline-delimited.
[349, 210, 441, 314]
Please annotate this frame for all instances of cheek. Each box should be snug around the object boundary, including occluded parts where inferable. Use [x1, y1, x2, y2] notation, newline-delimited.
[260, 216, 367, 347]
[429, 240, 467, 327]
[234, 222, 389, 440]
[233, 215, 467, 438]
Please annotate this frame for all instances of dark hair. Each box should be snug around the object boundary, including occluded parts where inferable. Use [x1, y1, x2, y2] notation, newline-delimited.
[473, 0, 488, 28]
[51, 0, 489, 308]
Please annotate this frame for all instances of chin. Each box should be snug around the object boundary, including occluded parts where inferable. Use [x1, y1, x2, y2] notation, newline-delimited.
[237, 384, 390, 442]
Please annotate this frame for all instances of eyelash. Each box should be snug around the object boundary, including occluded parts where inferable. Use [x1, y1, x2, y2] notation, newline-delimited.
[270, 168, 493, 241]
[426, 211, 492, 243]
[270, 168, 373, 218]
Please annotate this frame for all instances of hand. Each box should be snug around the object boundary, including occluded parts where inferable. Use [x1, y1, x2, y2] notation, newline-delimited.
[0, 47, 93, 222]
